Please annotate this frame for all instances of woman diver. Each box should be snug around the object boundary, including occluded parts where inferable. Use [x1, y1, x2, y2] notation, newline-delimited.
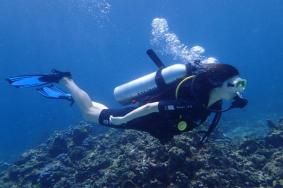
[6, 50, 248, 144]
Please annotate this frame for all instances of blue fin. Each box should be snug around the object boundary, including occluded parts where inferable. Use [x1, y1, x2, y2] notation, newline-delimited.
[6, 75, 50, 88]
[37, 85, 74, 105]
[6, 69, 71, 88]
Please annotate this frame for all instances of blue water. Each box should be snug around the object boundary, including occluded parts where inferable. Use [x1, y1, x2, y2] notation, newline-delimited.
[0, 0, 282, 162]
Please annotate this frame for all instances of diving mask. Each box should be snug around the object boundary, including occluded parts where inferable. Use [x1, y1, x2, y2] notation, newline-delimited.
[228, 78, 247, 92]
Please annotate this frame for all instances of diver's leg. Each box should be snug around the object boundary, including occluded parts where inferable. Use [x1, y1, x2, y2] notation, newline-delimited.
[60, 77, 108, 124]
[91, 101, 108, 109]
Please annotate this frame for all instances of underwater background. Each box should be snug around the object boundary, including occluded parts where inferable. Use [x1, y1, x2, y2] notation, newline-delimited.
[0, 0, 282, 163]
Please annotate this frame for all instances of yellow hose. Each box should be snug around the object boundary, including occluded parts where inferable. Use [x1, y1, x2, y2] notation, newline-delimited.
[175, 75, 195, 99]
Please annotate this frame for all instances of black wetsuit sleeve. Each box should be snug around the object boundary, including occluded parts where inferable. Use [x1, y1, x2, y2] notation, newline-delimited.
[98, 107, 136, 127]
[99, 100, 194, 129]
[158, 100, 193, 114]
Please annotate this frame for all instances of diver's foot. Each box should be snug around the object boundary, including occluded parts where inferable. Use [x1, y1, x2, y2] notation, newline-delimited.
[59, 76, 73, 85]
[51, 69, 72, 83]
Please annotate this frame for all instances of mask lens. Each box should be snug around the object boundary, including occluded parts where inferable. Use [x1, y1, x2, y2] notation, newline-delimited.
[235, 79, 247, 90]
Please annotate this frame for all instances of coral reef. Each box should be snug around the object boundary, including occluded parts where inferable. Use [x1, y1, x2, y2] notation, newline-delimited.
[0, 119, 283, 188]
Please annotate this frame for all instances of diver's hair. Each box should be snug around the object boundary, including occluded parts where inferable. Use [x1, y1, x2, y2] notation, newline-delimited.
[192, 63, 239, 105]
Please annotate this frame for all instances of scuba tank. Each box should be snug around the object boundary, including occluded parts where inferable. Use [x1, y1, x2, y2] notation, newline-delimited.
[114, 64, 188, 105]
[114, 49, 198, 105]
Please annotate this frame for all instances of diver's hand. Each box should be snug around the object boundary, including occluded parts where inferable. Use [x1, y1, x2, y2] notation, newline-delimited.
[109, 115, 127, 126]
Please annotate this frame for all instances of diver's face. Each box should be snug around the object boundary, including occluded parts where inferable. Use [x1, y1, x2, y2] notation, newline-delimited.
[219, 76, 247, 100]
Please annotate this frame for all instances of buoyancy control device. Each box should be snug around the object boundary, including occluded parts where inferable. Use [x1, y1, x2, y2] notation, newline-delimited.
[113, 49, 248, 144]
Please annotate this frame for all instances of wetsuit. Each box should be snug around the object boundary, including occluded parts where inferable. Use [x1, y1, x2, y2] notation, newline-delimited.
[98, 99, 215, 142]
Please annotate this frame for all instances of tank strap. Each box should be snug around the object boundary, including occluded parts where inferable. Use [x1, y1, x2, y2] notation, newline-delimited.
[155, 69, 167, 89]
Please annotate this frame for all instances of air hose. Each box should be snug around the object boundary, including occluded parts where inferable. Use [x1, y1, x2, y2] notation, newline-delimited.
[175, 75, 195, 99]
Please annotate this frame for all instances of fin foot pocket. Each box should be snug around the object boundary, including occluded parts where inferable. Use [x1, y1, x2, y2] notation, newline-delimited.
[51, 69, 72, 79]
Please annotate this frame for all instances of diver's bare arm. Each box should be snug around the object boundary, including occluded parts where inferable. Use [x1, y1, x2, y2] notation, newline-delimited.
[60, 77, 108, 124]
[110, 102, 159, 125]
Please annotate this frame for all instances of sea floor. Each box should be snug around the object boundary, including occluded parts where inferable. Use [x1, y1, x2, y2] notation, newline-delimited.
[0, 119, 283, 187]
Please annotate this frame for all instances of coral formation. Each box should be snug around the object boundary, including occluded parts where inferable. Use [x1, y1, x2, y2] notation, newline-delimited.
[0, 119, 283, 188]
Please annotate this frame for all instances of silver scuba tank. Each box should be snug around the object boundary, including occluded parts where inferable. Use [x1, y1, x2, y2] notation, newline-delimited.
[114, 64, 188, 105]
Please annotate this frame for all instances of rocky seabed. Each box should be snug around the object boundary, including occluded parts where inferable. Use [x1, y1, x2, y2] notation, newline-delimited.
[1, 119, 283, 188]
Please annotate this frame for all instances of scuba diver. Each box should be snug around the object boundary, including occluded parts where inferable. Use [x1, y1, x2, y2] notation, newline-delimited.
[6, 49, 248, 144]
